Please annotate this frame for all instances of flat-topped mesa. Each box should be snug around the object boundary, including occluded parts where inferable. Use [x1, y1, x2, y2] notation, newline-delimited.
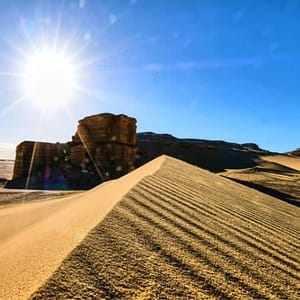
[73, 113, 136, 147]
[12, 141, 67, 180]
[9, 113, 137, 190]
[70, 113, 137, 181]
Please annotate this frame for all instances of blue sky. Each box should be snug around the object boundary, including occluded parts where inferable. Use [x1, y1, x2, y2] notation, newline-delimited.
[0, 0, 299, 159]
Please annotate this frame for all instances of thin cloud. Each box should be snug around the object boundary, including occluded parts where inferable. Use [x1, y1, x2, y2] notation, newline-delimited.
[145, 55, 297, 72]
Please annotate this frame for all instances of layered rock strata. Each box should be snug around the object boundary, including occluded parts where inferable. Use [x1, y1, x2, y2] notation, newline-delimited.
[9, 113, 136, 189]
[71, 114, 136, 181]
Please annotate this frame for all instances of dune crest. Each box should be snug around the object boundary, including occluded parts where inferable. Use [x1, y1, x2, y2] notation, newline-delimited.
[31, 156, 299, 299]
[0, 155, 165, 300]
[263, 154, 300, 171]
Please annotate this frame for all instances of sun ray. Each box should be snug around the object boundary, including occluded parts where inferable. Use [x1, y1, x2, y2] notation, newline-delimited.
[66, 37, 90, 61]
[0, 71, 24, 77]
[52, 1, 65, 53]
[25, 141, 38, 190]
[19, 18, 40, 56]
[76, 130, 104, 181]
[72, 84, 95, 96]
[73, 45, 134, 70]
[0, 95, 26, 116]
[71, 34, 148, 71]
[24, 110, 44, 189]
[4, 38, 33, 63]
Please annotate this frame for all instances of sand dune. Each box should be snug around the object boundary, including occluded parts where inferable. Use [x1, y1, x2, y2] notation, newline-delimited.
[263, 154, 300, 171]
[0, 156, 165, 300]
[221, 155, 300, 206]
[25, 156, 300, 299]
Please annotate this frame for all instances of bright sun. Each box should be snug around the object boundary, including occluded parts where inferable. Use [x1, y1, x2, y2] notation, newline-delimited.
[23, 50, 76, 111]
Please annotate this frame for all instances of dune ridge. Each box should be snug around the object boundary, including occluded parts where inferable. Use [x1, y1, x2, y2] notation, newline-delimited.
[31, 156, 300, 299]
[263, 155, 300, 171]
[221, 155, 300, 206]
[0, 156, 165, 300]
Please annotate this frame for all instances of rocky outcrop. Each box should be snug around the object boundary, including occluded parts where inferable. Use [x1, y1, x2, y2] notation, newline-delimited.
[73, 113, 136, 147]
[8, 113, 136, 189]
[289, 148, 300, 156]
[70, 113, 136, 182]
[12, 141, 67, 179]
[10, 141, 70, 189]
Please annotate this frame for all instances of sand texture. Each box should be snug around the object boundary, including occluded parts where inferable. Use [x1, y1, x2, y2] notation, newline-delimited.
[0, 190, 79, 207]
[29, 156, 300, 299]
[0, 156, 165, 300]
[263, 154, 300, 171]
[221, 157, 300, 207]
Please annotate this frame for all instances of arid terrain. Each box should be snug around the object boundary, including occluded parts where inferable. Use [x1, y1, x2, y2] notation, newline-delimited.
[1, 156, 298, 299]
[0, 160, 14, 187]
[0, 156, 164, 299]
[221, 154, 300, 207]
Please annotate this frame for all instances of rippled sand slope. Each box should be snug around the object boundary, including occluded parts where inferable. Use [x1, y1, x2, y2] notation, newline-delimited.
[32, 156, 300, 300]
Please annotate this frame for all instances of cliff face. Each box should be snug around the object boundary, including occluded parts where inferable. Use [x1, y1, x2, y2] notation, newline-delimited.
[8, 113, 136, 189]
[73, 113, 136, 147]
[13, 141, 67, 180]
[71, 113, 136, 181]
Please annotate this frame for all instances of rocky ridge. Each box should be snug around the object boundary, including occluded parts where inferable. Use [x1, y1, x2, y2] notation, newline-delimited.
[136, 132, 269, 172]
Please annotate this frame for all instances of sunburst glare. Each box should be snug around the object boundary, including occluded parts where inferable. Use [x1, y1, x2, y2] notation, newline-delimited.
[22, 49, 77, 111]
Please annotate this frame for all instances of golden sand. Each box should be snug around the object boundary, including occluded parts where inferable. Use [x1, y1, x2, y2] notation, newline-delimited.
[0, 156, 165, 300]
[263, 154, 300, 171]
[221, 155, 300, 206]
[28, 156, 299, 299]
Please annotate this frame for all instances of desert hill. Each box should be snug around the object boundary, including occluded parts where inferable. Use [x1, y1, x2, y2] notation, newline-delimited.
[289, 148, 300, 156]
[0, 156, 296, 299]
[263, 154, 300, 171]
[0, 156, 165, 299]
[2, 133, 300, 208]
[136, 132, 269, 172]
[136, 133, 300, 206]
[221, 155, 300, 207]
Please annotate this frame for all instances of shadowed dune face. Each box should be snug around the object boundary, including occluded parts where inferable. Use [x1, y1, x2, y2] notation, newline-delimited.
[263, 155, 300, 171]
[31, 157, 300, 300]
[221, 156, 300, 207]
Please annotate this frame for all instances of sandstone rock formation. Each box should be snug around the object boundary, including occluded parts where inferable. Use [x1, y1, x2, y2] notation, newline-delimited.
[136, 132, 268, 172]
[71, 113, 136, 180]
[13, 141, 67, 180]
[8, 113, 136, 189]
